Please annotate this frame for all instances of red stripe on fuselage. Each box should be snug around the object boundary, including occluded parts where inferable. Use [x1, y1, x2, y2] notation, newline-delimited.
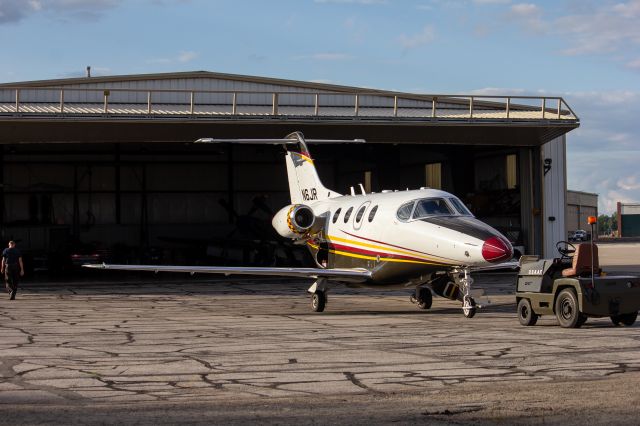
[328, 242, 451, 266]
[339, 230, 458, 263]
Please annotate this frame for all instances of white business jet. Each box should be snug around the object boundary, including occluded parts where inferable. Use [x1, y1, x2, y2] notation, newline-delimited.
[84, 132, 513, 317]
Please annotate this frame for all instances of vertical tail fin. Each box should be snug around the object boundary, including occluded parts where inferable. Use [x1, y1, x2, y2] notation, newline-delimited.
[284, 132, 340, 204]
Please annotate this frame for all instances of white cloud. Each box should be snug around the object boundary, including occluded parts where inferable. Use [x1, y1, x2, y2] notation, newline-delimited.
[295, 53, 352, 61]
[473, 0, 510, 3]
[397, 25, 436, 49]
[553, 2, 640, 58]
[613, 0, 640, 18]
[178, 51, 197, 63]
[313, 53, 350, 60]
[618, 175, 640, 191]
[0, 0, 120, 24]
[470, 87, 530, 96]
[507, 3, 546, 32]
[148, 51, 199, 65]
[564, 90, 640, 213]
[314, 0, 387, 4]
[626, 57, 640, 70]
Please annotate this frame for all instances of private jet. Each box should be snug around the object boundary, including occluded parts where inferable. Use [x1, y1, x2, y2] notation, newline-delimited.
[84, 132, 514, 317]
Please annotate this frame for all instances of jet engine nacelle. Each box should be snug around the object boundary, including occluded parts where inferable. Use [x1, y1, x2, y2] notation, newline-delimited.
[272, 204, 318, 239]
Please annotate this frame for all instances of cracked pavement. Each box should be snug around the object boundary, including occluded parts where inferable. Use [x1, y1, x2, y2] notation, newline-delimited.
[0, 243, 639, 424]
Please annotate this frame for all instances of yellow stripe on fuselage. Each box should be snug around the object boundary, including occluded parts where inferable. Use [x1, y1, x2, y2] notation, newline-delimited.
[328, 234, 448, 264]
[308, 242, 450, 266]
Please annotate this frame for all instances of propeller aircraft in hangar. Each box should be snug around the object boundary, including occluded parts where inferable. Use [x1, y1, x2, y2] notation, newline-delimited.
[85, 132, 514, 318]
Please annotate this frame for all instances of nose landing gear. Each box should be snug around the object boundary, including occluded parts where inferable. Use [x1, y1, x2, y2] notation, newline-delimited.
[458, 268, 478, 318]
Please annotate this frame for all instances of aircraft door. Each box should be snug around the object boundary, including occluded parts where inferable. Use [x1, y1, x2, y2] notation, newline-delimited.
[316, 241, 329, 268]
[353, 201, 371, 231]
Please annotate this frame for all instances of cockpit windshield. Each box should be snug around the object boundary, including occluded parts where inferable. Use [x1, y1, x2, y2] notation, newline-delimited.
[448, 197, 473, 216]
[412, 198, 453, 219]
[396, 197, 474, 221]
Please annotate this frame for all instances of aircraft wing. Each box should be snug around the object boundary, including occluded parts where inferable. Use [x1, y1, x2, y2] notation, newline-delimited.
[82, 263, 371, 283]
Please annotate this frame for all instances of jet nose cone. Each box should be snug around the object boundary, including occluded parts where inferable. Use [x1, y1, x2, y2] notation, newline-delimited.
[482, 236, 513, 263]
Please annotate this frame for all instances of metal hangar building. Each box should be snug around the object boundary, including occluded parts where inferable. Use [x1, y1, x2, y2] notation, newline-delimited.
[0, 71, 579, 272]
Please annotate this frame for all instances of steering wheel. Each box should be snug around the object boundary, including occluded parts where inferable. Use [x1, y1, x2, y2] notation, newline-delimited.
[556, 241, 576, 261]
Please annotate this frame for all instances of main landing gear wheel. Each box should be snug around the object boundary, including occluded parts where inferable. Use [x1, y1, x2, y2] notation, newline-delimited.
[611, 311, 638, 326]
[555, 288, 586, 328]
[410, 288, 433, 310]
[418, 289, 433, 310]
[462, 297, 476, 318]
[517, 298, 538, 326]
[311, 291, 326, 312]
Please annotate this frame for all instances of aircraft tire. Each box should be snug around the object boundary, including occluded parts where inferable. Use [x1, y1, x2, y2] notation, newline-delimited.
[555, 288, 582, 328]
[462, 297, 476, 318]
[417, 288, 432, 310]
[517, 298, 538, 326]
[618, 311, 637, 326]
[311, 291, 326, 312]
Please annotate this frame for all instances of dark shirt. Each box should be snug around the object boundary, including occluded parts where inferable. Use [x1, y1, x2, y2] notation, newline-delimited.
[2, 247, 22, 266]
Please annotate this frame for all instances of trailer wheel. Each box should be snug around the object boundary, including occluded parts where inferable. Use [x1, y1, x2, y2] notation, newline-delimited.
[555, 288, 582, 328]
[620, 312, 637, 326]
[517, 298, 538, 326]
[610, 315, 621, 326]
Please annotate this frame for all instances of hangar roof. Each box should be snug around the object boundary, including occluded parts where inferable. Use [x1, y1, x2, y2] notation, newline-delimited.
[0, 71, 579, 146]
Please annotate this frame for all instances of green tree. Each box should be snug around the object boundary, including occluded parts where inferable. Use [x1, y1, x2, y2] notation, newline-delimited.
[611, 212, 618, 232]
[597, 214, 611, 235]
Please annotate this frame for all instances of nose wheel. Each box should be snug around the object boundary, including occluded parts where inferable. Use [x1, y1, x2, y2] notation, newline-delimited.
[462, 296, 476, 318]
[458, 268, 478, 318]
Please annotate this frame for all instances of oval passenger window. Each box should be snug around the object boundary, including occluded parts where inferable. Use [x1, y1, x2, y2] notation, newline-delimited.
[355, 206, 367, 223]
[332, 208, 342, 223]
[368, 205, 378, 222]
[343, 207, 354, 223]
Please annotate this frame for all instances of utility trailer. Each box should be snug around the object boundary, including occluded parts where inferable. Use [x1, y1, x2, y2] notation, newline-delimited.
[516, 241, 640, 328]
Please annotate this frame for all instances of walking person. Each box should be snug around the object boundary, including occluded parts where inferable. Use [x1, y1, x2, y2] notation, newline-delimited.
[1, 241, 24, 300]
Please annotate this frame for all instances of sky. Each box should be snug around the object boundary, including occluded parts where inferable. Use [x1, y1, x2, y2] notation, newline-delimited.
[0, 0, 639, 214]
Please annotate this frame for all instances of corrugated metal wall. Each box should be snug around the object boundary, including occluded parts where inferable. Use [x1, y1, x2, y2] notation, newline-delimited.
[542, 136, 567, 257]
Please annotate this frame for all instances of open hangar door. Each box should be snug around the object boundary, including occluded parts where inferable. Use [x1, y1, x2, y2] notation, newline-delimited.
[0, 140, 543, 275]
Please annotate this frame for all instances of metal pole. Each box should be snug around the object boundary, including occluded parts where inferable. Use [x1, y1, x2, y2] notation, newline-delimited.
[272, 93, 278, 115]
[541, 98, 546, 119]
[393, 96, 398, 117]
[431, 97, 437, 118]
[354, 94, 359, 117]
[314, 93, 319, 116]
[147, 91, 152, 114]
[232, 92, 237, 115]
[59, 89, 64, 113]
[506, 97, 510, 119]
[190, 91, 194, 114]
[15, 89, 19, 113]
[103, 90, 109, 113]
[469, 96, 474, 118]
[557, 98, 562, 119]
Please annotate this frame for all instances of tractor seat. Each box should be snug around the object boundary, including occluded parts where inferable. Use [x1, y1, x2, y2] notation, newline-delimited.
[562, 243, 600, 278]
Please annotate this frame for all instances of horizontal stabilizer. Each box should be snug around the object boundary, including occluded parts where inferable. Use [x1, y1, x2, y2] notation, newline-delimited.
[82, 263, 371, 283]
